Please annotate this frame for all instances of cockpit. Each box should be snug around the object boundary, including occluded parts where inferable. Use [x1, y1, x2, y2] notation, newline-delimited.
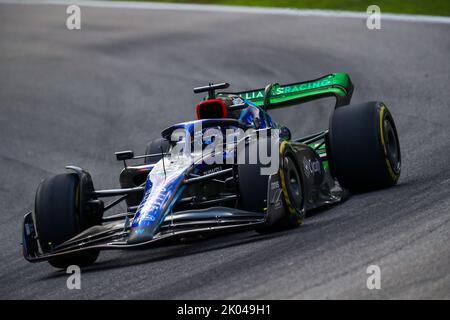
[161, 119, 246, 156]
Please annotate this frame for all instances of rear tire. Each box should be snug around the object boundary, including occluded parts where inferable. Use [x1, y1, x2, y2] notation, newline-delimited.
[34, 173, 99, 268]
[328, 101, 401, 191]
[237, 141, 304, 234]
[272, 142, 305, 230]
[237, 164, 269, 214]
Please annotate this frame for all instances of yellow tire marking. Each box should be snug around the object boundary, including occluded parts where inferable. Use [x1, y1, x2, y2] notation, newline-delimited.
[379, 105, 398, 182]
[278, 141, 302, 225]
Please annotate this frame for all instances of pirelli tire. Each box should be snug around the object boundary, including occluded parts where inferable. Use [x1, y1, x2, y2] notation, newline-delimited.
[328, 101, 401, 191]
[34, 173, 100, 268]
[238, 141, 305, 234]
[275, 141, 306, 229]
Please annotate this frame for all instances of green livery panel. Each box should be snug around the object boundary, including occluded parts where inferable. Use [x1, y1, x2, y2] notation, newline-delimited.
[219, 73, 353, 109]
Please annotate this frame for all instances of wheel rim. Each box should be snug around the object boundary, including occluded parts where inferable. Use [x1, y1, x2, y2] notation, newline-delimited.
[283, 156, 302, 209]
[383, 117, 401, 174]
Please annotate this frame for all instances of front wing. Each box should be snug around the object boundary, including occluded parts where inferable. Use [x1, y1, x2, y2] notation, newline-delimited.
[22, 206, 268, 263]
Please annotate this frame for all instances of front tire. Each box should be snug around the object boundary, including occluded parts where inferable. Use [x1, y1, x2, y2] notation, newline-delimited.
[34, 173, 99, 268]
[328, 101, 401, 191]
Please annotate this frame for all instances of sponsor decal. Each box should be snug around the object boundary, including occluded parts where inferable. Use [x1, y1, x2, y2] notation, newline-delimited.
[303, 158, 321, 178]
[203, 166, 223, 176]
[239, 78, 333, 100]
[270, 181, 283, 209]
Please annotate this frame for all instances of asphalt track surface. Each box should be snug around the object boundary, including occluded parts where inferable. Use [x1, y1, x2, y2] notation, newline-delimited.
[0, 3, 449, 299]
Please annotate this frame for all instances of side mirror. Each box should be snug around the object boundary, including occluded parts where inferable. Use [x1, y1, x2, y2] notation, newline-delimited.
[115, 150, 134, 161]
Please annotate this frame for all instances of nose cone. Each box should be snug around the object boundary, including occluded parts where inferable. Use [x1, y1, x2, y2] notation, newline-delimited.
[128, 157, 190, 244]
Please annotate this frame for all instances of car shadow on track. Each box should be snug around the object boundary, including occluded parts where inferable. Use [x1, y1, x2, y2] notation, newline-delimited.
[37, 181, 409, 280]
[37, 228, 300, 280]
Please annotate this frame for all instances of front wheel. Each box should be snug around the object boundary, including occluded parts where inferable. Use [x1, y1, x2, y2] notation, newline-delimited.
[327, 101, 401, 191]
[34, 173, 100, 268]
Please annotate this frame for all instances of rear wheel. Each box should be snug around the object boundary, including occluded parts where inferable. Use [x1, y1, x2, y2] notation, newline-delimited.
[34, 173, 99, 268]
[237, 141, 304, 233]
[328, 101, 401, 191]
[274, 142, 305, 229]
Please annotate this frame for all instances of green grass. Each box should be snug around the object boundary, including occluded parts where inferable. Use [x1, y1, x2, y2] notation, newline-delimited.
[136, 0, 450, 16]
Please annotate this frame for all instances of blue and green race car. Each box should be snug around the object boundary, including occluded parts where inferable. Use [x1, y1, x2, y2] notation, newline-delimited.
[22, 72, 401, 268]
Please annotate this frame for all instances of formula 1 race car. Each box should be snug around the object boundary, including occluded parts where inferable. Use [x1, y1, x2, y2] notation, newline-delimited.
[22, 73, 401, 268]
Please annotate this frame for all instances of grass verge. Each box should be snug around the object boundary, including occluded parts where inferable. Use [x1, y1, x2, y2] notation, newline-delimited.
[133, 0, 450, 17]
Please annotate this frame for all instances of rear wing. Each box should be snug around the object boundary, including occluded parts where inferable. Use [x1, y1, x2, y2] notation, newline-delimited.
[218, 73, 353, 110]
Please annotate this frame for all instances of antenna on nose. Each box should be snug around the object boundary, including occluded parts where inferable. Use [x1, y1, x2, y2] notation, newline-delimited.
[160, 146, 167, 180]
